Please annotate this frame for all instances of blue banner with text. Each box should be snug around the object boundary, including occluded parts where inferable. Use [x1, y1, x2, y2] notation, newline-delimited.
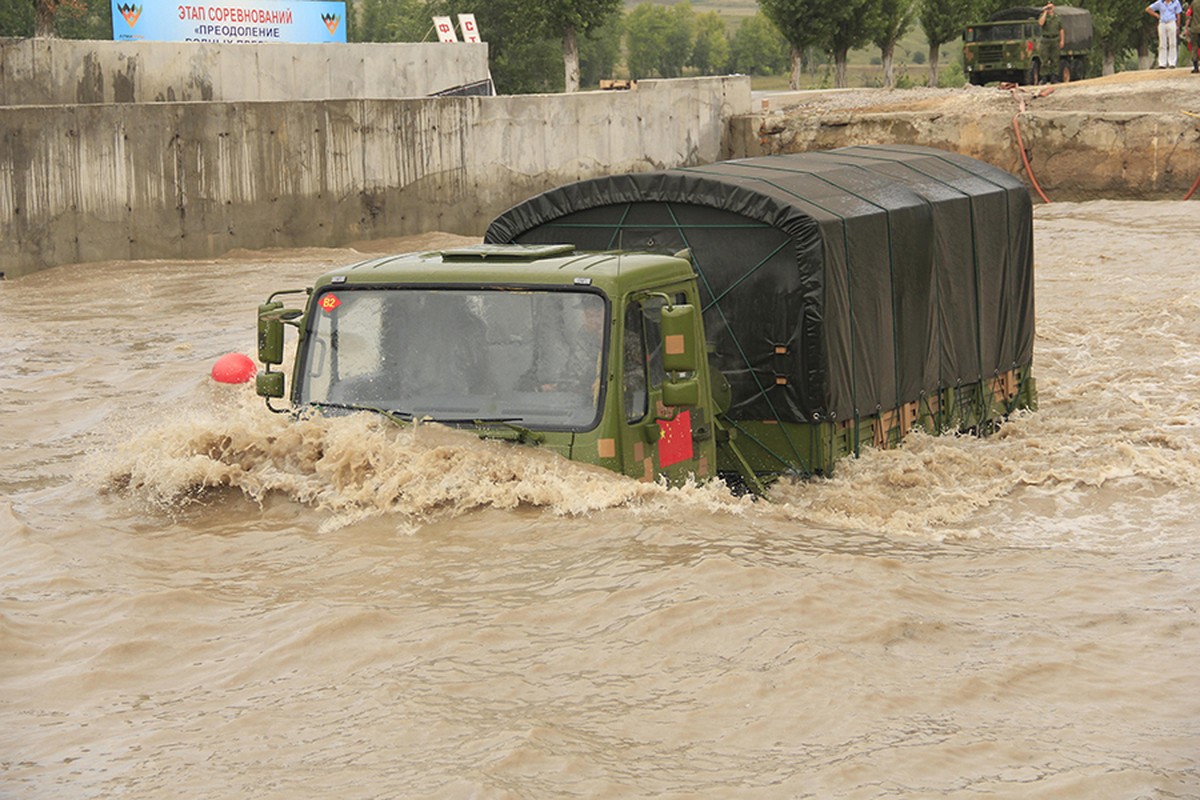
[112, 0, 347, 44]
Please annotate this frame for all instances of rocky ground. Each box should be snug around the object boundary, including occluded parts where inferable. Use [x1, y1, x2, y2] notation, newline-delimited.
[746, 69, 1200, 198]
[762, 68, 1200, 117]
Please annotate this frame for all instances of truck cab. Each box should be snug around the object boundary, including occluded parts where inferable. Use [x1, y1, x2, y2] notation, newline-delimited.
[962, 5, 1092, 85]
[256, 244, 720, 486]
[963, 18, 1043, 85]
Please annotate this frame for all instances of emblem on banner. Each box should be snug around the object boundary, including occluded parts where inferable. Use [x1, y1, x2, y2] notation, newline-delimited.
[116, 2, 142, 27]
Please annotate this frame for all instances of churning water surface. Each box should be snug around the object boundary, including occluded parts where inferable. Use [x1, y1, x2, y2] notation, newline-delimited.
[1, 204, 1197, 799]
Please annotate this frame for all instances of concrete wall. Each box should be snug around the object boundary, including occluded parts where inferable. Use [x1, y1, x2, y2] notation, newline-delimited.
[0, 76, 751, 277]
[0, 38, 490, 104]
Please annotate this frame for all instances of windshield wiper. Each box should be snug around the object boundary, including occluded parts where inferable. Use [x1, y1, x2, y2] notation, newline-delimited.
[307, 401, 414, 423]
[427, 417, 544, 444]
[310, 404, 543, 443]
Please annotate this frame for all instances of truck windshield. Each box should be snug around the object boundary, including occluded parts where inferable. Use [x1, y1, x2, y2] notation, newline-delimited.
[297, 287, 608, 430]
[965, 22, 1031, 42]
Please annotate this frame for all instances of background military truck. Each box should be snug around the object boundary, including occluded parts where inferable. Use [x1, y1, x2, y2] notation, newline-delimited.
[963, 5, 1093, 85]
[256, 145, 1036, 493]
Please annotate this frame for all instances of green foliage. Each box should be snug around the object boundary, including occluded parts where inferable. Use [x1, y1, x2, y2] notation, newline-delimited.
[730, 11, 788, 74]
[0, 0, 110, 39]
[580, 13, 624, 84]
[759, 0, 833, 51]
[624, 3, 664, 78]
[546, 0, 622, 35]
[973, 0, 1014, 17]
[352, 0, 439, 42]
[690, 10, 731, 73]
[919, 0, 974, 49]
[873, 0, 916, 51]
[828, 0, 883, 55]
[625, 2, 696, 78]
[1078, 0, 1146, 71]
[0, 0, 35, 36]
[940, 60, 965, 85]
[664, 2, 698, 76]
[397, 2, 567, 93]
[55, 0, 110, 38]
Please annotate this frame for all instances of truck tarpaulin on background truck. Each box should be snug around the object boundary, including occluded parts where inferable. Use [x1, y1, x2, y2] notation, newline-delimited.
[485, 145, 1035, 431]
[113, 0, 348, 43]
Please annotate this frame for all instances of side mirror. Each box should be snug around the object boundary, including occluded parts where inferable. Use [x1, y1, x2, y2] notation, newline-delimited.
[661, 304, 700, 373]
[258, 302, 285, 365]
[256, 371, 285, 399]
[662, 377, 700, 408]
[258, 303, 302, 365]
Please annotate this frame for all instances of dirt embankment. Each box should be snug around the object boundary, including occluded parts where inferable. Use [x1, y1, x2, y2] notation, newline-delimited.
[742, 71, 1200, 200]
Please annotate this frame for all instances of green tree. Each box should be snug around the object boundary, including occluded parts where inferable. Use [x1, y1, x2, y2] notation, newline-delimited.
[826, 0, 882, 87]
[690, 10, 731, 74]
[919, 0, 973, 86]
[1078, 0, 1144, 75]
[59, 0, 109, 37]
[0, 0, 110, 39]
[545, 0, 622, 92]
[464, 2, 562, 94]
[626, 2, 695, 79]
[0, 0, 33, 36]
[872, 0, 916, 88]
[34, 0, 55, 36]
[759, 0, 833, 88]
[625, 3, 665, 79]
[664, 2, 698, 77]
[579, 12, 624, 86]
[730, 12, 789, 75]
[353, 0, 436, 42]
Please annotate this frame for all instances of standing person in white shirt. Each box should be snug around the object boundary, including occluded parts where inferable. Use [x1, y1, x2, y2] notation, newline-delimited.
[1146, 0, 1184, 67]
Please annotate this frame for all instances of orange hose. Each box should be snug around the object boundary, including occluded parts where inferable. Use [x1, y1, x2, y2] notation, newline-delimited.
[1185, 172, 1200, 201]
[1183, 109, 1200, 199]
[1012, 113, 1051, 204]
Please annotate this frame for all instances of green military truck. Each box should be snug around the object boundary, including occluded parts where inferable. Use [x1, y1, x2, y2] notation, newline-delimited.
[963, 5, 1093, 85]
[255, 145, 1036, 493]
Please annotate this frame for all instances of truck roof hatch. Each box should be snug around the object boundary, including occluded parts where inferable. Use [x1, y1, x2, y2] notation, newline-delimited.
[440, 243, 577, 262]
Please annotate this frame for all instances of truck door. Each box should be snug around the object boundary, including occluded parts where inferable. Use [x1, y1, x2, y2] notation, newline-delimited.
[618, 293, 713, 484]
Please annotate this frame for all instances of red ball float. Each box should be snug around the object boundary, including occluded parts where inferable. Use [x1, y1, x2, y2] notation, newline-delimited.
[211, 352, 257, 384]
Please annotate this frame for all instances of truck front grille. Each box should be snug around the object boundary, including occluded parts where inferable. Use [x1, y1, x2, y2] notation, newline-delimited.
[978, 44, 1005, 62]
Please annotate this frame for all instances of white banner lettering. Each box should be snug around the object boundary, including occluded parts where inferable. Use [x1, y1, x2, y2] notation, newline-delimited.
[432, 15, 457, 43]
[457, 13, 482, 43]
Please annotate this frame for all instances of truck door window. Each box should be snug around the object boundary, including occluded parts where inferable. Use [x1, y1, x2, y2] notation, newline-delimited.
[623, 296, 674, 423]
[624, 303, 647, 422]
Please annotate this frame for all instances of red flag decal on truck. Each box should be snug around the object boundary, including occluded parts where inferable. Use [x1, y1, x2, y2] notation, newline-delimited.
[657, 410, 693, 468]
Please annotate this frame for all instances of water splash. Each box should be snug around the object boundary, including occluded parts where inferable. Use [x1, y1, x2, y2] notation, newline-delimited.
[90, 390, 749, 531]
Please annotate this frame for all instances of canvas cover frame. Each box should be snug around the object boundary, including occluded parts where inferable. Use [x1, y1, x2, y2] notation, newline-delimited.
[485, 145, 1034, 427]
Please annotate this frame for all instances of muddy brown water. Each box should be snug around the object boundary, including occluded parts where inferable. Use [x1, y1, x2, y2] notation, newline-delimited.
[1, 203, 1197, 798]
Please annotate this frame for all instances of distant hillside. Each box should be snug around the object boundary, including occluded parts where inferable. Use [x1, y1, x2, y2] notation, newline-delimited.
[623, 0, 759, 19]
